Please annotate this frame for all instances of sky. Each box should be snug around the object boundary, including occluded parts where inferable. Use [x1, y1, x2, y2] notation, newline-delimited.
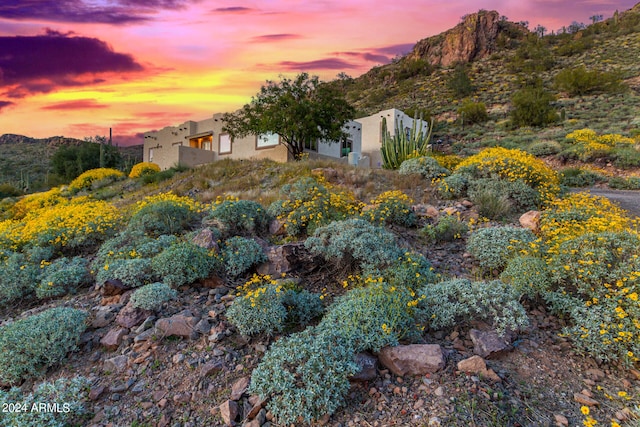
[0, 0, 636, 146]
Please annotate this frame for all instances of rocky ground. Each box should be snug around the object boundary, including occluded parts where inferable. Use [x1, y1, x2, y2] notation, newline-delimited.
[2, 196, 639, 427]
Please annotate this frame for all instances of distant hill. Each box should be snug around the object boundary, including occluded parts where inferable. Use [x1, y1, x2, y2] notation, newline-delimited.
[0, 134, 143, 192]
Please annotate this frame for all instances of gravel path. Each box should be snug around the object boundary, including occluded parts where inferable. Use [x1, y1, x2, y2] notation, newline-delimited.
[571, 187, 640, 217]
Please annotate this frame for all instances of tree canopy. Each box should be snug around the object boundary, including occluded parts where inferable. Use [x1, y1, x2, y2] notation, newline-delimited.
[222, 73, 355, 160]
[50, 138, 122, 181]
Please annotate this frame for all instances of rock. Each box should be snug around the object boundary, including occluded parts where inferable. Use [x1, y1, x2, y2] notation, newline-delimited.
[201, 360, 224, 377]
[269, 219, 286, 236]
[155, 314, 200, 339]
[104, 355, 128, 373]
[413, 204, 439, 219]
[378, 344, 445, 376]
[443, 207, 457, 215]
[219, 400, 239, 426]
[457, 355, 501, 382]
[100, 327, 128, 351]
[257, 243, 306, 276]
[191, 228, 219, 251]
[101, 278, 127, 296]
[553, 414, 569, 426]
[519, 210, 541, 233]
[195, 319, 211, 335]
[586, 368, 605, 381]
[243, 420, 260, 427]
[350, 352, 378, 382]
[461, 200, 474, 208]
[574, 393, 599, 406]
[92, 305, 119, 328]
[89, 385, 106, 401]
[246, 396, 266, 419]
[312, 167, 338, 180]
[115, 304, 149, 329]
[134, 327, 157, 342]
[230, 376, 250, 401]
[409, 10, 520, 67]
[469, 329, 514, 359]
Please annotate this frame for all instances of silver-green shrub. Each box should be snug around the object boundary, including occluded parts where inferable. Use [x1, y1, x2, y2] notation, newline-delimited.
[92, 231, 177, 270]
[0, 376, 90, 427]
[305, 218, 402, 273]
[398, 156, 450, 180]
[0, 252, 40, 307]
[95, 258, 153, 289]
[249, 328, 359, 425]
[318, 281, 418, 352]
[222, 236, 266, 278]
[208, 200, 271, 236]
[152, 241, 219, 287]
[500, 255, 551, 298]
[378, 251, 437, 289]
[0, 307, 87, 385]
[130, 282, 177, 311]
[468, 178, 540, 212]
[421, 214, 469, 243]
[127, 200, 198, 236]
[436, 173, 469, 199]
[417, 279, 529, 335]
[36, 257, 92, 299]
[466, 226, 536, 272]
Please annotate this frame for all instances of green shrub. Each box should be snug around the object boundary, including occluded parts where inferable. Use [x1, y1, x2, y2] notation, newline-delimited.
[0, 253, 40, 306]
[526, 140, 563, 156]
[468, 178, 540, 212]
[436, 173, 469, 199]
[208, 200, 271, 236]
[381, 251, 437, 289]
[361, 190, 417, 227]
[93, 230, 177, 269]
[510, 86, 558, 128]
[127, 200, 198, 236]
[447, 63, 475, 98]
[0, 183, 22, 199]
[608, 176, 640, 190]
[227, 282, 322, 336]
[467, 226, 536, 273]
[613, 146, 640, 168]
[554, 66, 626, 96]
[458, 99, 489, 124]
[417, 279, 529, 335]
[305, 218, 402, 273]
[36, 257, 92, 299]
[0, 307, 87, 385]
[130, 282, 177, 311]
[96, 258, 153, 289]
[222, 236, 266, 278]
[560, 168, 608, 187]
[249, 328, 359, 425]
[500, 255, 552, 298]
[152, 241, 219, 286]
[318, 281, 419, 352]
[398, 156, 450, 180]
[0, 376, 91, 427]
[421, 214, 469, 243]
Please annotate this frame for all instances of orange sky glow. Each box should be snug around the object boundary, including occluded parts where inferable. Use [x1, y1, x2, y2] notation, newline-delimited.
[0, 0, 635, 145]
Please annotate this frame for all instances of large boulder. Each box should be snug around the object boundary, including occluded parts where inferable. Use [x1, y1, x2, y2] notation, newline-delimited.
[378, 344, 445, 376]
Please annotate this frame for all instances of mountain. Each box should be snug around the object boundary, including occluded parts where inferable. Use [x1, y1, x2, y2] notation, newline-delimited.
[0, 134, 86, 146]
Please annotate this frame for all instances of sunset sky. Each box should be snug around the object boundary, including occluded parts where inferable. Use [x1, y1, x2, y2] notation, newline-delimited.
[0, 0, 635, 146]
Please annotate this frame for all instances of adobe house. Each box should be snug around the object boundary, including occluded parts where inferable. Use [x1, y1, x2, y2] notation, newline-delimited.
[143, 108, 426, 169]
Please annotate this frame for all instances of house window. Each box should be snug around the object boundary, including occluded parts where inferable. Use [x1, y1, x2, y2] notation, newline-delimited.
[219, 134, 232, 154]
[149, 148, 154, 161]
[189, 134, 213, 150]
[341, 139, 353, 157]
[304, 139, 317, 151]
[257, 132, 279, 149]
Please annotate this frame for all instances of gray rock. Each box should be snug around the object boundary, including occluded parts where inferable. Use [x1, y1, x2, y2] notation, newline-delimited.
[104, 355, 128, 373]
[469, 329, 514, 358]
[195, 319, 211, 335]
[155, 314, 200, 339]
[115, 304, 148, 329]
[378, 344, 445, 376]
[350, 352, 378, 382]
[102, 278, 128, 296]
[92, 305, 120, 328]
[230, 376, 250, 401]
[192, 228, 219, 251]
[135, 316, 156, 334]
[134, 327, 156, 342]
[219, 400, 238, 426]
[100, 327, 127, 351]
[256, 243, 305, 276]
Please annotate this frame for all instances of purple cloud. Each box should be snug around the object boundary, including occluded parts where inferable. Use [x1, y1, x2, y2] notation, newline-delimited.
[0, 101, 15, 112]
[0, 32, 144, 98]
[375, 43, 415, 57]
[251, 34, 303, 42]
[212, 6, 254, 14]
[278, 58, 359, 71]
[0, 0, 198, 24]
[41, 99, 108, 110]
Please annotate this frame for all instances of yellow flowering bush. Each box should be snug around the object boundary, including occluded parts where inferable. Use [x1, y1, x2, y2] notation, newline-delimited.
[454, 147, 560, 204]
[564, 128, 638, 163]
[431, 152, 463, 171]
[129, 162, 161, 178]
[9, 188, 64, 220]
[128, 192, 204, 236]
[132, 192, 204, 214]
[361, 190, 416, 227]
[0, 196, 121, 250]
[68, 168, 124, 192]
[539, 192, 638, 255]
[267, 177, 363, 236]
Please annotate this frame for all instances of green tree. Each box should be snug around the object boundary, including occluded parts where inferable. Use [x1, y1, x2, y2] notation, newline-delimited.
[447, 63, 475, 98]
[50, 140, 122, 181]
[510, 85, 558, 128]
[223, 73, 355, 160]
